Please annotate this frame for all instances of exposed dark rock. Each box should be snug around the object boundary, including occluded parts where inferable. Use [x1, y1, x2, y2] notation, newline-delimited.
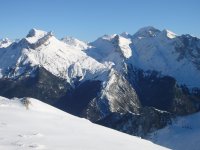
[104, 71, 141, 113]
[126, 65, 200, 115]
[83, 71, 141, 122]
[0, 67, 72, 105]
[97, 107, 173, 137]
[55, 80, 102, 117]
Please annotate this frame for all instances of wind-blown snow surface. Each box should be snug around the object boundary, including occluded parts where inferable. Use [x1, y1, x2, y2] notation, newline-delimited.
[149, 112, 200, 150]
[0, 96, 167, 150]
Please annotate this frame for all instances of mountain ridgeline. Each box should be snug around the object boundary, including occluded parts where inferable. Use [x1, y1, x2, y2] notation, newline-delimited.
[0, 27, 200, 137]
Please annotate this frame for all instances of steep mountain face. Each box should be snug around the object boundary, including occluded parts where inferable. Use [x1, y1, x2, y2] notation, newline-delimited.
[83, 69, 141, 121]
[0, 27, 200, 138]
[175, 34, 200, 71]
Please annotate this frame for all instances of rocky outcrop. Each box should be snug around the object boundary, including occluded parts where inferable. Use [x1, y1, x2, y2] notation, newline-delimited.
[83, 70, 141, 122]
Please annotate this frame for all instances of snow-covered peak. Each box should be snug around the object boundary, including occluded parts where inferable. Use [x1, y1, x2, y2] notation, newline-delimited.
[61, 36, 89, 49]
[0, 38, 12, 48]
[26, 28, 52, 44]
[161, 29, 177, 39]
[90, 34, 132, 59]
[130, 27, 200, 87]
[120, 32, 132, 39]
[26, 28, 47, 38]
[133, 26, 161, 39]
[89, 34, 118, 57]
[100, 34, 117, 41]
[86, 34, 132, 73]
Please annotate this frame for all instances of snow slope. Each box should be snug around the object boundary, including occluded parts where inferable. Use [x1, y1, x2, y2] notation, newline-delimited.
[149, 112, 200, 150]
[0, 96, 168, 150]
[61, 36, 89, 50]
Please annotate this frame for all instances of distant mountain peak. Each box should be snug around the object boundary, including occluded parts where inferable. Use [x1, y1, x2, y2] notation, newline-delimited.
[161, 29, 177, 39]
[25, 29, 53, 45]
[61, 36, 88, 49]
[120, 32, 132, 39]
[0, 38, 12, 48]
[133, 26, 161, 38]
[97, 34, 117, 41]
[0, 37, 10, 41]
[26, 28, 47, 38]
[137, 26, 160, 32]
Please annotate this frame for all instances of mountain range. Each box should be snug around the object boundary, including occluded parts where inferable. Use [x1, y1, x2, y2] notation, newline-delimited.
[0, 26, 200, 146]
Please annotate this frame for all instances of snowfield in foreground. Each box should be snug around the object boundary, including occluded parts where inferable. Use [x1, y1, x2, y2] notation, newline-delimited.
[0, 96, 168, 150]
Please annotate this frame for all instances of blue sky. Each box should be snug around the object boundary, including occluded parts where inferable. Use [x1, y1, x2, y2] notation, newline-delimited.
[0, 0, 199, 41]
